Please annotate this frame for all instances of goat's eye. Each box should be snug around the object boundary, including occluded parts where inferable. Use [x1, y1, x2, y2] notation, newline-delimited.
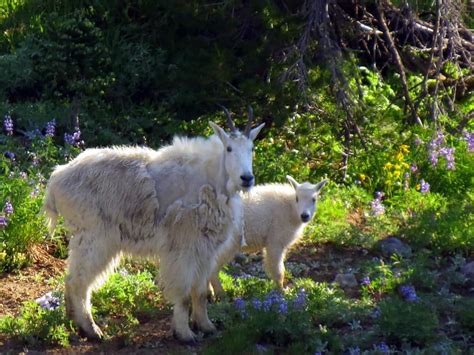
[227, 146, 232, 152]
[296, 197, 299, 203]
[312, 197, 316, 203]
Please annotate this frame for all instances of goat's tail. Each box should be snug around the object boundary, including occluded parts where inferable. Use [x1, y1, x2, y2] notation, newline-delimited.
[41, 185, 58, 234]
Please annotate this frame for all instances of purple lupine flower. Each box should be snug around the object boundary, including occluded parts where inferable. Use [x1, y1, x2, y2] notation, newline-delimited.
[4, 202, 13, 215]
[361, 276, 371, 286]
[403, 172, 410, 190]
[410, 163, 418, 173]
[19, 171, 27, 179]
[252, 298, 262, 310]
[371, 307, 381, 318]
[64, 129, 82, 146]
[31, 154, 40, 167]
[370, 192, 385, 216]
[347, 347, 361, 355]
[428, 131, 445, 167]
[293, 288, 307, 309]
[45, 119, 56, 137]
[440, 147, 455, 170]
[375, 342, 390, 353]
[3, 114, 13, 135]
[36, 173, 47, 184]
[278, 300, 288, 314]
[429, 150, 439, 167]
[235, 297, 248, 318]
[4, 151, 15, 161]
[255, 344, 268, 353]
[36, 292, 61, 311]
[434, 131, 445, 146]
[119, 268, 129, 277]
[0, 216, 8, 228]
[234, 297, 246, 310]
[30, 186, 41, 198]
[464, 131, 474, 152]
[414, 136, 423, 146]
[420, 179, 430, 193]
[400, 285, 420, 302]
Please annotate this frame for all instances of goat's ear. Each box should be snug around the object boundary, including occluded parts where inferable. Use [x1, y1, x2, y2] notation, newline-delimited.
[286, 175, 299, 190]
[210, 122, 228, 143]
[249, 123, 265, 141]
[314, 179, 329, 193]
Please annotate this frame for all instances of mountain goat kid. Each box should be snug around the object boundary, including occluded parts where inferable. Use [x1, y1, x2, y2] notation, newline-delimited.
[42, 110, 264, 343]
[210, 175, 328, 297]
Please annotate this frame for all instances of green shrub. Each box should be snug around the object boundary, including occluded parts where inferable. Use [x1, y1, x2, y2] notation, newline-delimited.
[0, 298, 73, 347]
[455, 298, 474, 332]
[378, 298, 439, 345]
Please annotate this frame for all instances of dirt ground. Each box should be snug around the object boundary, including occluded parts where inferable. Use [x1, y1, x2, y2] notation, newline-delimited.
[0, 242, 366, 354]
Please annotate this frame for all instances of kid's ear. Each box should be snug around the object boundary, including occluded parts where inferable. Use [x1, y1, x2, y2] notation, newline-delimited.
[286, 175, 299, 190]
[209, 122, 228, 144]
[314, 179, 329, 193]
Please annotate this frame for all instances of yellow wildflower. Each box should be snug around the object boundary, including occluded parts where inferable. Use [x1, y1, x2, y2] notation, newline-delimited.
[399, 144, 410, 154]
[360, 174, 366, 181]
[416, 184, 420, 191]
[393, 170, 401, 178]
[396, 152, 404, 161]
[384, 162, 393, 169]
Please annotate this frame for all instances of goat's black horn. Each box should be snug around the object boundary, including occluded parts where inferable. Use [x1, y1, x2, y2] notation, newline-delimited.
[218, 105, 236, 132]
[244, 105, 254, 137]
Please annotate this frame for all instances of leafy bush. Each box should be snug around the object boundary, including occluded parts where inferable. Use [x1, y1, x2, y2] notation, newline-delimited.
[93, 270, 162, 339]
[378, 298, 439, 345]
[207, 284, 335, 354]
[0, 296, 72, 347]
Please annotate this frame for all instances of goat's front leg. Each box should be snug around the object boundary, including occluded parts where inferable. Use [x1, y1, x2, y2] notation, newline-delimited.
[191, 279, 216, 334]
[264, 246, 287, 289]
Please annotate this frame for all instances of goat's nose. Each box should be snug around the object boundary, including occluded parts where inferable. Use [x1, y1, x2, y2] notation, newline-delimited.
[240, 174, 254, 187]
[301, 212, 310, 222]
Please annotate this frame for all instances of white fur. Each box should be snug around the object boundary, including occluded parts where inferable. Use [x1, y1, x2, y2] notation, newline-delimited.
[210, 177, 328, 296]
[42, 122, 264, 342]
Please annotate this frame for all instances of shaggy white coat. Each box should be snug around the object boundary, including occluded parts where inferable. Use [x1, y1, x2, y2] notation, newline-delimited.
[42, 124, 263, 342]
[210, 177, 328, 296]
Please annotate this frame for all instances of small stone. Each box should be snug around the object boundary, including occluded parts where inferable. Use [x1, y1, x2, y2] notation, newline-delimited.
[461, 261, 474, 281]
[334, 273, 358, 288]
[378, 237, 412, 258]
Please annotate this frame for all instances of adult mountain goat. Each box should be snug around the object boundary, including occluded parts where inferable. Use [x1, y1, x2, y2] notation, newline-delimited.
[43, 109, 264, 342]
[210, 176, 328, 297]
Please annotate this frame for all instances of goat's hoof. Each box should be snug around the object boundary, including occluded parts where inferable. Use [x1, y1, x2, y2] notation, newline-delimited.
[193, 320, 216, 335]
[173, 329, 198, 345]
[78, 322, 104, 341]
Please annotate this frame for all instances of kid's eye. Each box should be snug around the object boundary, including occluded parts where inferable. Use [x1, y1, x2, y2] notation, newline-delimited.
[227, 146, 232, 152]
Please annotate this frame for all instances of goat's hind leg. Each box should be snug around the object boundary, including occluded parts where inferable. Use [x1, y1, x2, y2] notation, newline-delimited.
[65, 231, 118, 340]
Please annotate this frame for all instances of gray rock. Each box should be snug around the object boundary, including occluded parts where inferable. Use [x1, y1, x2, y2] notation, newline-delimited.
[378, 237, 412, 257]
[461, 261, 474, 281]
[334, 273, 358, 288]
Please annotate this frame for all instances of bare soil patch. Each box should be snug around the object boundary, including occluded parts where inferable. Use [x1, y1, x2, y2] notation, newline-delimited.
[0, 244, 65, 317]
